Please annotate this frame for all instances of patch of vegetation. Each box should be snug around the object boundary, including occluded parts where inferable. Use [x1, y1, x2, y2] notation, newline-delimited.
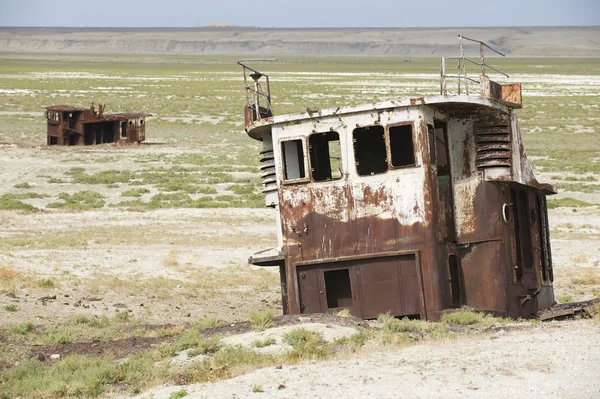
[252, 337, 276, 348]
[334, 329, 374, 347]
[335, 308, 353, 318]
[0, 352, 169, 399]
[546, 197, 595, 209]
[440, 309, 485, 326]
[555, 182, 600, 194]
[38, 278, 55, 288]
[228, 184, 256, 195]
[169, 388, 188, 399]
[249, 310, 276, 331]
[4, 192, 49, 199]
[10, 321, 34, 335]
[252, 385, 264, 393]
[282, 327, 329, 360]
[192, 317, 220, 331]
[378, 313, 436, 333]
[558, 295, 573, 304]
[571, 268, 599, 285]
[0, 194, 37, 211]
[4, 304, 19, 312]
[114, 311, 132, 323]
[183, 345, 274, 384]
[66, 168, 133, 185]
[121, 187, 151, 197]
[47, 190, 106, 210]
[13, 182, 32, 189]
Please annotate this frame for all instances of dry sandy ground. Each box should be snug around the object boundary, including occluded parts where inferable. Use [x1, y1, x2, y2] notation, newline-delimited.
[0, 26, 599, 57]
[128, 320, 600, 399]
[1, 143, 599, 398]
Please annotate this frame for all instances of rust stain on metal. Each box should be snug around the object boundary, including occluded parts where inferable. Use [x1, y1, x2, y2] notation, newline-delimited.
[240, 38, 556, 321]
[45, 104, 150, 146]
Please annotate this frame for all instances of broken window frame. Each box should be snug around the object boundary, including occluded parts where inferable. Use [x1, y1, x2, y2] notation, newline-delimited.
[308, 130, 344, 183]
[353, 122, 419, 177]
[46, 111, 60, 123]
[353, 125, 389, 177]
[280, 137, 309, 184]
[388, 121, 417, 170]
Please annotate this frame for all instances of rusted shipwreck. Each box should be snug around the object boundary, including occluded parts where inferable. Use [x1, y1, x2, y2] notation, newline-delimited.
[241, 37, 556, 321]
[45, 104, 149, 145]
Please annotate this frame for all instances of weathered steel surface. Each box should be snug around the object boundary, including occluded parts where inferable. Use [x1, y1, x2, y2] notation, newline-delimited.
[45, 104, 149, 146]
[243, 55, 556, 321]
[537, 298, 600, 321]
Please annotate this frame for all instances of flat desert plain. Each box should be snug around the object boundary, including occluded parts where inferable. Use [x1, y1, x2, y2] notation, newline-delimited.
[0, 27, 599, 399]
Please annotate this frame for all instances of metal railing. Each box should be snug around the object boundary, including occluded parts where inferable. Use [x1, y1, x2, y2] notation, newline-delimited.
[238, 58, 277, 122]
[441, 35, 509, 96]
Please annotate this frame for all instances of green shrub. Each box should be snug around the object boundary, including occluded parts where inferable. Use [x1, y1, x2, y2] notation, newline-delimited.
[377, 313, 431, 333]
[249, 310, 276, 331]
[4, 304, 19, 312]
[169, 389, 189, 399]
[187, 345, 272, 383]
[39, 278, 55, 288]
[10, 321, 34, 335]
[547, 197, 595, 209]
[440, 309, 485, 325]
[121, 188, 150, 197]
[252, 337, 276, 348]
[48, 191, 106, 209]
[282, 327, 328, 360]
[0, 194, 36, 211]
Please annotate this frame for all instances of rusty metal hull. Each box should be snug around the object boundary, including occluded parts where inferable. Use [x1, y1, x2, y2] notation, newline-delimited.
[45, 105, 149, 146]
[245, 94, 555, 321]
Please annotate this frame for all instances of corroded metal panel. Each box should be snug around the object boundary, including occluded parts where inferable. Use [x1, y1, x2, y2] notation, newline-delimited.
[45, 104, 149, 146]
[244, 60, 556, 321]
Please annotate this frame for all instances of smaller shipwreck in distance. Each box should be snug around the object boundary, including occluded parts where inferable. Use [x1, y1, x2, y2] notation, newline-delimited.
[45, 104, 150, 146]
[241, 36, 556, 321]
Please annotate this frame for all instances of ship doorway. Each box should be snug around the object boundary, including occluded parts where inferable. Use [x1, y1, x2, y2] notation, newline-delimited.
[431, 121, 456, 242]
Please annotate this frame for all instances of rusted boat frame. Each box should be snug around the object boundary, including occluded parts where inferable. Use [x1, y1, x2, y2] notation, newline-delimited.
[45, 104, 150, 146]
[242, 37, 556, 321]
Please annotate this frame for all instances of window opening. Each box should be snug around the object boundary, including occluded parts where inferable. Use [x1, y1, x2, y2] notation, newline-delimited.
[324, 269, 353, 308]
[282, 139, 306, 180]
[389, 124, 415, 167]
[47, 112, 59, 122]
[353, 126, 387, 176]
[309, 131, 342, 181]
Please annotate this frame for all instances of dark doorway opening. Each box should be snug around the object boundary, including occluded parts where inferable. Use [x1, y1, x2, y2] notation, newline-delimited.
[433, 120, 456, 242]
[449, 254, 461, 305]
[68, 134, 79, 146]
[84, 126, 95, 145]
[324, 269, 353, 308]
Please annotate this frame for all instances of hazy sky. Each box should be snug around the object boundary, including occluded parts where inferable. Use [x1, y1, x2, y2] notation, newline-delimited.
[1, 0, 599, 28]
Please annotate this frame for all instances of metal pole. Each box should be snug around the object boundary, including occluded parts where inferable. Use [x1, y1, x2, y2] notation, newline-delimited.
[480, 42, 485, 75]
[254, 79, 260, 121]
[440, 57, 446, 95]
[458, 36, 463, 95]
